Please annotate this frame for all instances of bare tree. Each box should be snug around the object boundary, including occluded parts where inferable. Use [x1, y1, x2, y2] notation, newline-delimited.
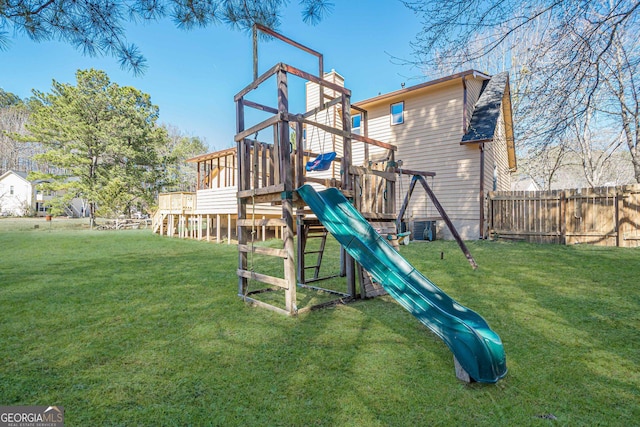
[404, 0, 640, 184]
[0, 102, 31, 174]
[519, 143, 569, 190]
[598, 33, 640, 182]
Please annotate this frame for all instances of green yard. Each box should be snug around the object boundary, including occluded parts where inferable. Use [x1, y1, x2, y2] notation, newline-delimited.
[1, 218, 638, 426]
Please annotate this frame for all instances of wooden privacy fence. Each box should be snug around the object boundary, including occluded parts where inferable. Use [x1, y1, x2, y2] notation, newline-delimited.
[488, 185, 640, 247]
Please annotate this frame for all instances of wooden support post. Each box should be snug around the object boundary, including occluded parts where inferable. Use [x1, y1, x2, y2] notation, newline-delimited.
[197, 162, 201, 190]
[277, 68, 297, 314]
[295, 120, 304, 189]
[237, 97, 248, 295]
[416, 175, 478, 270]
[252, 25, 258, 81]
[216, 214, 221, 243]
[560, 190, 567, 245]
[174, 215, 178, 238]
[387, 150, 396, 215]
[206, 214, 210, 241]
[228, 214, 232, 245]
[252, 140, 260, 191]
[272, 125, 281, 184]
[615, 190, 621, 247]
[397, 174, 419, 228]
[297, 214, 306, 285]
[341, 92, 356, 296]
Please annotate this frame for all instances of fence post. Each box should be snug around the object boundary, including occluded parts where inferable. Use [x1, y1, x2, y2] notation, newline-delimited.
[615, 189, 621, 247]
[560, 190, 567, 245]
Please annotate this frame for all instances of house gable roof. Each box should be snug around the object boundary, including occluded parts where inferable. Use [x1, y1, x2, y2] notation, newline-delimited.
[0, 170, 30, 184]
[461, 72, 508, 143]
[461, 72, 517, 170]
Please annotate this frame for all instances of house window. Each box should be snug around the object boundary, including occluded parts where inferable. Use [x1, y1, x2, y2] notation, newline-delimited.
[391, 101, 404, 125]
[10, 185, 14, 195]
[352, 114, 361, 135]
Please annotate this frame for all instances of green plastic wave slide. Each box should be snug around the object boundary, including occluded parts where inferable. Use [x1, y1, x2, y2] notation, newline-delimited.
[296, 185, 507, 383]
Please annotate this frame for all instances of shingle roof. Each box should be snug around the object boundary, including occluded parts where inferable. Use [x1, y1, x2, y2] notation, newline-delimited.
[461, 72, 509, 143]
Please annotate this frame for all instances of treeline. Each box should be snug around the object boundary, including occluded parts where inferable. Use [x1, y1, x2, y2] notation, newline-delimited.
[0, 69, 209, 223]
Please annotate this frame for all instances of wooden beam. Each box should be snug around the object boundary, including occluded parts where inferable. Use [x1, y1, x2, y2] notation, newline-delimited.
[349, 165, 397, 181]
[241, 296, 291, 316]
[351, 104, 367, 114]
[277, 68, 298, 315]
[254, 24, 322, 60]
[235, 63, 284, 101]
[238, 244, 288, 258]
[397, 174, 418, 226]
[237, 218, 286, 227]
[415, 175, 478, 270]
[242, 99, 279, 115]
[289, 113, 397, 151]
[237, 183, 286, 199]
[235, 115, 280, 142]
[236, 97, 248, 294]
[305, 176, 342, 187]
[352, 133, 397, 151]
[252, 24, 325, 106]
[397, 168, 436, 177]
[252, 24, 258, 80]
[281, 64, 351, 96]
[295, 120, 304, 189]
[301, 96, 343, 119]
[237, 269, 288, 289]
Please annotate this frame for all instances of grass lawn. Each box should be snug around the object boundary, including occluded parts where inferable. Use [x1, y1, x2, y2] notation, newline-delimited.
[1, 217, 639, 426]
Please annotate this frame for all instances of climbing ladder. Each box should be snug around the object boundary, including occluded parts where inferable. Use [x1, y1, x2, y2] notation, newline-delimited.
[303, 223, 328, 281]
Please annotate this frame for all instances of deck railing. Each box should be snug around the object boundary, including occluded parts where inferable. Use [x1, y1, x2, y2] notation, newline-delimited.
[157, 192, 195, 213]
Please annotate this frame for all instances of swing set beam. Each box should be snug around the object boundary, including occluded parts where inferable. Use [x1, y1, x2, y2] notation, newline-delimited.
[398, 174, 478, 270]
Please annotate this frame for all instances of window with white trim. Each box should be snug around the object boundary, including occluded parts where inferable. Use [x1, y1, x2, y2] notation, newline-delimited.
[391, 101, 404, 125]
[352, 114, 361, 135]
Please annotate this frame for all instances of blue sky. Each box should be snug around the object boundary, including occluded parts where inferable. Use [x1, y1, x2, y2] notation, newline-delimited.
[0, 1, 426, 152]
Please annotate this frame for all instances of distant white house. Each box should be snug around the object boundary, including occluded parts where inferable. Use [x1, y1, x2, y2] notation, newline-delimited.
[0, 170, 84, 217]
[0, 170, 38, 216]
[511, 176, 541, 191]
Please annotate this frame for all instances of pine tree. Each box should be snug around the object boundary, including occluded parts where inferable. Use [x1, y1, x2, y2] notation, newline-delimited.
[25, 69, 172, 224]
